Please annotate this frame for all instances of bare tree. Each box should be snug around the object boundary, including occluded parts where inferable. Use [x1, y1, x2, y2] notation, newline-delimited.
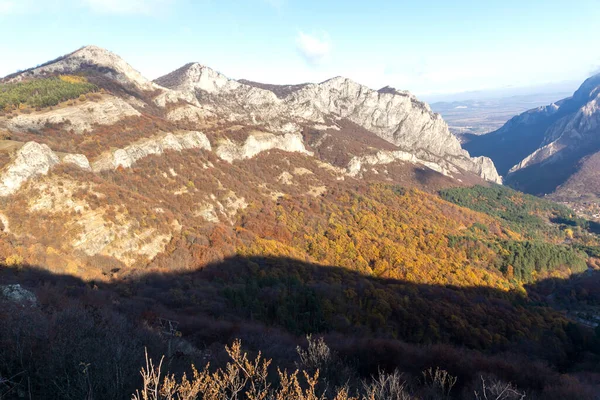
[474, 376, 526, 400]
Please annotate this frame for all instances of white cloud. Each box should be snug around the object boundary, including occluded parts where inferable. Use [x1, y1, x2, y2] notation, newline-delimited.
[296, 31, 331, 66]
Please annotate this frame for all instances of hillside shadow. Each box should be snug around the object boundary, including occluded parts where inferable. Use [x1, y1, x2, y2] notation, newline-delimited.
[1, 256, 600, 398]
[3, 256, 600, 356]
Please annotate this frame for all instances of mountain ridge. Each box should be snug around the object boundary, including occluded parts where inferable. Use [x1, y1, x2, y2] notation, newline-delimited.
[2, 45, 600, 399]
[153, 58, 501, 183]
[464, 72, 600, 201]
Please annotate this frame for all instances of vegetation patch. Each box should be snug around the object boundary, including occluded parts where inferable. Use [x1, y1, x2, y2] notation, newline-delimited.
[440, 184, 595, 239]
[0, 75, 98, 111]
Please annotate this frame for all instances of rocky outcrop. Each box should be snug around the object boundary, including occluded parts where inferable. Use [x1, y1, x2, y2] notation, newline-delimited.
[165, 103, 214, 123]
[0, 142, 92, 196]
[290, 78, 460, 155]
[156, 63, 244, 94]
[345, 148, 501, 183]
[71, 214, 171, 266]
[347, 150, 450, 177]
[4, 96, 141, 134]
[92, 131, 212, 171]
[1, 284, 37, 304]
[62, 154, 92, 170]
[156, 65, 500, 183]
[216, 132, 312, 162]
[28, 178, 173, 266]
[469, 156, 502, 183]
[0, 142, 60, 196]
[464, 102, 563, 176]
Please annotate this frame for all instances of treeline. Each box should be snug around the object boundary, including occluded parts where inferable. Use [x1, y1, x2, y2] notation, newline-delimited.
[439, 185, 576, 238]
[0, 75, 97, 111]
[448, 236, 588, 282]
[209, 256, 595, 357]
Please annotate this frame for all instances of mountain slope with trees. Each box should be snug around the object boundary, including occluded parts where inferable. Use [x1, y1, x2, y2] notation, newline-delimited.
[0, 47, 599, 399]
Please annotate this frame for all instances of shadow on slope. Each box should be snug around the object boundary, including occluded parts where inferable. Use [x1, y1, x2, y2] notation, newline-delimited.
[1, 256, 600, 399]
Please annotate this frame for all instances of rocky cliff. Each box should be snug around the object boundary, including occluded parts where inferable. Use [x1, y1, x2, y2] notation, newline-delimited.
[5, 95, 141, 134]
[0, 142, 61, 196]
[155, 64, 501, 183]
[92, 131, 212, 171]
[508, 80, 600, 174]
[467, 73, 600, 195]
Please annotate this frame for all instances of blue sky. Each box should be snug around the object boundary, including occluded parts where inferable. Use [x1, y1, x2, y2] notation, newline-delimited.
[1, 0, 599, 97]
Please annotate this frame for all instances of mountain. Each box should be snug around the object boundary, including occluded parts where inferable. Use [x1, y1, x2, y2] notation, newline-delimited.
[465, 73, 600, 197]
[1, 46, 600, 398]
[0, 45, 502, 275]
[155, 63, 501, 183]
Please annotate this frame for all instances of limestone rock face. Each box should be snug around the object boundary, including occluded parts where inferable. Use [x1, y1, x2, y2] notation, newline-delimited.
[156, 63, 243, 94]
[0, 142, 60, 196]
[156, 65, 501, 183]
[27, 178, 173, 267]
[4, 96, 141, 134]
[509, 87, 600, 174]
[470, 156, 502, 183]
[347, 150, 450, 177]
[92, 131, 212, 171]
[165, 103, 213, 123]
[215, 132, 312, 163]
[62, 154, 92, 170]
[0, 142, 93, 196]
[291, 78, 461, 155]
[459, 72, 600, 194]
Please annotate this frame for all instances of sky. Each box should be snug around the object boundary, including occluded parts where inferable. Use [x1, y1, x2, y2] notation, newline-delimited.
[0, 0, 599, 98]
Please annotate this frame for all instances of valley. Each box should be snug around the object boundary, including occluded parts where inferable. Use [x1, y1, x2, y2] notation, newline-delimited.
[0, 46, 599, 399]
[431, 92, 572, 140]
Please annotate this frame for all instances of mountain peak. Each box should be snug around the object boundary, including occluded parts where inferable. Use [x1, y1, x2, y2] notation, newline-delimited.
[321, 76, 347, 84]
[378, 85, 412, 97]
[4, 45, 156, 91]
[76, 44, 113, 55]
[155, 62, 240, 93]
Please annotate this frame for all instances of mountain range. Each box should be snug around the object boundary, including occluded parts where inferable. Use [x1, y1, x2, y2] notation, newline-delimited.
[2, 45, 600, 399]
[0, 45, 504, 273]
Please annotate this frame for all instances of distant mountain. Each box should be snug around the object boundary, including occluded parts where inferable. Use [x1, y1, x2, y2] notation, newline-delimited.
[430, 92, 573, 139]
[422, 80, 580, 103]
[464, 73, 600, 198]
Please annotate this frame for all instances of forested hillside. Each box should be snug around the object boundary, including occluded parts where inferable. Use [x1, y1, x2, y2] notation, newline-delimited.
[0, 75, 98, 112]
[1, 46, 600, 399]
[2, 179, 600, 399]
